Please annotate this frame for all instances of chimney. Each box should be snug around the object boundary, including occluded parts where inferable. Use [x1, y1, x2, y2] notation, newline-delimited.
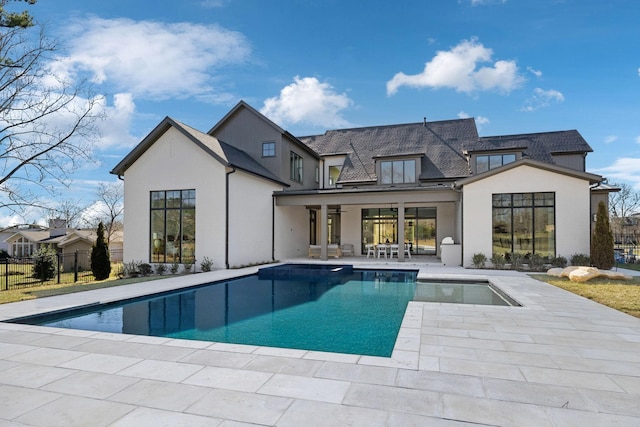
[48, 218, 67, 237]
[423, 117, 427, 127]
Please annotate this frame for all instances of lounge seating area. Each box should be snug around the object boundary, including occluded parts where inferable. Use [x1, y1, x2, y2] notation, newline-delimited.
[308, 243, 355, 258]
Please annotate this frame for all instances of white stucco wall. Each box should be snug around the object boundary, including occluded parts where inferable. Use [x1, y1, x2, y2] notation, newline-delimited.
[274, 206, 309, 260]
[122, 127, 227, 269]
[461, 165, 592, 267]
[227, 172, 281, 267]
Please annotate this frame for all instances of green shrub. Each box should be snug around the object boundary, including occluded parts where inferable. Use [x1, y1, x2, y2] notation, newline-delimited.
[139, 263, 152, 276]
[491, 253, 507, 270]
[570, 253, 591, 266]
[551, 256, 568, 268]
[510, 252, 524, 270]
[182, 262, 193, 273]
[528, 253, 546, 271]
[123, 260, 141, 277]
[471, 253, 487, 268]
[170, 261, 180, 274]
[154, 263, 166, 275]
[32, 247, 57, 281]
[200, 256, 213, 272]
[90, 222, 111, 280]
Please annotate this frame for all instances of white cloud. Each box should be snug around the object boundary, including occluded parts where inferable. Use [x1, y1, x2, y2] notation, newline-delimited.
[636, 135, 640, 144]
[458, 111, 489, 129]
[261, 76, 354, 128]
[55, 17, 251, 101]
[527, 66, 542, 78]
[638, 67, 640, 77]
[386, 38, 524, 95]
[521, 88, 564, 111]
[94, 93, 139, 149]
[604, 135, 618, 144]
[593, 158, 640, 190]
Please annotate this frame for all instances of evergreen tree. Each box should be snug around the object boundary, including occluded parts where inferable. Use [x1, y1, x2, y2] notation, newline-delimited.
[91, 222, 111, 280]
[591, 201, 614, 270]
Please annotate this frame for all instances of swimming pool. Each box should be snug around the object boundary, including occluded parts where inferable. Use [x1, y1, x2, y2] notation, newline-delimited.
[415, 280, 520, 306]
[17, 267, 418, 357]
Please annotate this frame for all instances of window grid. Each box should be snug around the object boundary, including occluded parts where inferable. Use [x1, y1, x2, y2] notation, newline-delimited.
[476, 153, 516, 173]
[262, 142, 275, 157]
[150, 189, 195, 264]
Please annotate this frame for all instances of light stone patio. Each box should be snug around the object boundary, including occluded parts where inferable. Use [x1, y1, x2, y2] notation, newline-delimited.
[1, 259, 640, 426]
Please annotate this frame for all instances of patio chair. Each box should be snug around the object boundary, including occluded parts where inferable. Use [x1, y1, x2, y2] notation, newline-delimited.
[366, 244, 376, 258]
[308, 245, 321, 258]
[404, 243, 412, 259]
[341, 243, 354, 257]
[389, 244, 399, 258]
[327, 244, 342, 258]
[377, 244, 388, 259]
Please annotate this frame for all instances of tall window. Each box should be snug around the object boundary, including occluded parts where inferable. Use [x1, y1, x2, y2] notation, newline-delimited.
[262, 142, 275, 157]
[290, 151, 303, 183]
[492, 192, 555, 258]
[476, 153, 516, 173]
[12, 237, 34, 257]
[380, 160, 416, 184]
[150, 189, 195, 263]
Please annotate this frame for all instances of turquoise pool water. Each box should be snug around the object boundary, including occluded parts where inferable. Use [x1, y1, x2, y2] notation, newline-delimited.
[28, 268, 417, 357]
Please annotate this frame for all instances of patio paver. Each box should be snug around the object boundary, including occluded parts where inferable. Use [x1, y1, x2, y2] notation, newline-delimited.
[1, 260, 639, 425]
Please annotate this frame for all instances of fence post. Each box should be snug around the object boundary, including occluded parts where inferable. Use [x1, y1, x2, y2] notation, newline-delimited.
[57, 253, 61, 284]
[74, 251, 78, 283]
[3, 258, 7, 291]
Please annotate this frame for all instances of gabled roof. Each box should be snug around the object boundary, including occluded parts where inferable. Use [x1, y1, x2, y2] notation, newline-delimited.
[208, 100, 320, 160]
[300, 119, 478, 183]
[454, 158, 603, 188]
[56, 230, 94, 248]
[110, 116, 287, 186]
[3, 230, 49, 243]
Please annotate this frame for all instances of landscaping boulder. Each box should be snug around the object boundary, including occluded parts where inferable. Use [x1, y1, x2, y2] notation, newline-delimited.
[547, 266, 634, 282]
[568, 267, 600, 282]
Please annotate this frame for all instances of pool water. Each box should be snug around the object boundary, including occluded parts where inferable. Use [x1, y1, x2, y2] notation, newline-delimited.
[30, 269, 418, 357]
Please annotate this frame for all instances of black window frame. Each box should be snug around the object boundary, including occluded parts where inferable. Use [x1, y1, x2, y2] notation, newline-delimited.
[262, 141, 276, 157]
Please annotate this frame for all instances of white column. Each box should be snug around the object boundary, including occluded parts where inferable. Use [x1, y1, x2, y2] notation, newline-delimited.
[397, 202, 405, 262]
[320, 204, 328, 260]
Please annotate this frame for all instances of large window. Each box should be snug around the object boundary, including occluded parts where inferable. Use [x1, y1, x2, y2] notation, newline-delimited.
[361, 207, 436, 255]
[380, 160, 416, 184]
[476, 153, 516, 173]
[328, 166, 340, 186]
[492, 192, 555, 258]
[290, 151, 303, 183]
[12, 237, 34, 257]
[150, 189, 195, 263]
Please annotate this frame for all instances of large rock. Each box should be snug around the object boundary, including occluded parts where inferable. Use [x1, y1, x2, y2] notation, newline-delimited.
[546, 268, 564, 277]
[560, 266, 580, 278]
[568, 267, 601, 282]
[599, 270, 633, 281]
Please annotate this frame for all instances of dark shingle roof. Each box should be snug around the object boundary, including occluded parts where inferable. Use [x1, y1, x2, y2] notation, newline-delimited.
[473, 130, 592, 163]
[300, 119, 479, 182]
[300, 122, 593, 183]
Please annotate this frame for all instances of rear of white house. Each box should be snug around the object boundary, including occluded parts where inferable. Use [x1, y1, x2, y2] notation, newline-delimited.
[111, 101, 609, 269]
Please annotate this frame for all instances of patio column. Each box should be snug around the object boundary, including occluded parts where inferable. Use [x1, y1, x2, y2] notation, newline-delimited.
[397, 202, 405, 262]
[320, 204, 328, 260]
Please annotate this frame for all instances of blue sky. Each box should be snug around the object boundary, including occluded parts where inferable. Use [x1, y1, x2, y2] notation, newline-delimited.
[3, 0, 640, 224]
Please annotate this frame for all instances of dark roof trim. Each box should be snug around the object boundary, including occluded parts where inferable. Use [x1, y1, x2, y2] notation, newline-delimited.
[454, 158, 603, 189]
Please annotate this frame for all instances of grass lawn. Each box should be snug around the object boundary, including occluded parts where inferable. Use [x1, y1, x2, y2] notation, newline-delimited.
[531, 271, 640, 319]
[0, 275, 167, 305]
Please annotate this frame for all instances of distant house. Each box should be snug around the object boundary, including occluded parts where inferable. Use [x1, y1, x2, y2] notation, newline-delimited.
[111, 100, 614, 269]
[1, 220, 123, 265]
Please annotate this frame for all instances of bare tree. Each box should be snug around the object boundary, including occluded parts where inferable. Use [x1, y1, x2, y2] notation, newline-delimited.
[42, 198, 90, 228]
[0, 15, 103, 217]
[95, 181, 123, 243]
[609, 182, 640, 237]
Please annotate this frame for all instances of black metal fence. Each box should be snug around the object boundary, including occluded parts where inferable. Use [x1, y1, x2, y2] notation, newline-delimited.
[0, 250, 123, 291]
[614, 233, 639, 264]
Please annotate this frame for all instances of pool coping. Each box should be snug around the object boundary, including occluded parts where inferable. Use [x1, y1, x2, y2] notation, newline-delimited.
[2, 260, 640, 425]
